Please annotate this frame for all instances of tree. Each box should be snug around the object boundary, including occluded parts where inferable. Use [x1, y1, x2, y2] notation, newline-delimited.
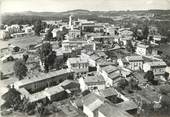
[128, 78, 139, 90]
[164, 72, 169, 80]
[34, 20, 42, 36]
[117, 78, 128, 90]
[143, 25, 149, 39]
[47, 51, 57, 69]
[1, 88, 21, 110]
[144, 70, 154, 83]
[13, 59, 28, 80]
[44, 28, 53, 41]
[39, 42, 52, 60]
[125, 40, 135, 53]
[23, 53, 29, 63]
[38, 42, 57, 72]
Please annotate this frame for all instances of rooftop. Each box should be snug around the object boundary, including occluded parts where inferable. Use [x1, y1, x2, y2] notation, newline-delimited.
[14, 69, 71, 88]
[90, 54, 100, 61]
[67, 57, 88, 64]
[97, 60, 117, 67]
[44, 85, 64, 96]
[146, 61, 166, 67]
[108, 72, 121, 80]
[83, 93, 104, 111]
[84, 74, 105, 84]
[126, 55, 143, 62]
[102, 65, 119, 74]
[99, 88, 117, 97]
[137, 44, 149, 49]
[29, 91, 47, 103]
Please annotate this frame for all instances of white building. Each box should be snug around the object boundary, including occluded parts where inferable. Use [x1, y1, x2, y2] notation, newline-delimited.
[125, 55, 143, 71]
[52, 28, 60, 38]
[68, 29, 81, 39]
[6, 24, 21, 34]
[136, 44, 151, 56]
[99, 65, 121, 87]
[143, 61, 167, 76]
[83, 93, 104, 117]
[62, 40, 87, 52]
[67, 57, 89, 78]
[24, 27, 33, 33]
[79, 72, 105, 92]
[0, 30, 10, 40]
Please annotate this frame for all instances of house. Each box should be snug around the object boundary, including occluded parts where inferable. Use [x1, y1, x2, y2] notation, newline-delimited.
[51, 28, 60, 38]
[29, 91, 47, 104]
[120, 37, 132, 46]
[0, 30, 10, 40]
[24, 27, 33, 34]
[88, 54, 101, 67]
[136, 44, 151, 56]
[98, 88, 117, 98]
[82, 93, 104, 117]
[59, 79, 80, 93]
[5, 24, 21, 34]
[90, 35, 114, 44]
[67, 57, 89, 78]
[125, 55, 143, 71]
[143, 61, 167, 76]
[79, 72, 105, 92]
[105, 26, 117, 36]
[62, 39, 87, 52]
[98, 103, 133, 117]
[97, 60, 117, 73]
[44, 85, 67, 102]
[99, 65, 121, 87]
[68, 29, 81, 39]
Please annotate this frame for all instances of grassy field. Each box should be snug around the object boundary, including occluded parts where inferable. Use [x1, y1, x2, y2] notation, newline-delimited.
[0, 35, 42, 50]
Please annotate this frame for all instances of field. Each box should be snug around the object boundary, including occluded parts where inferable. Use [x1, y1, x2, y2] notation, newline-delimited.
[0, 35, 42, 50]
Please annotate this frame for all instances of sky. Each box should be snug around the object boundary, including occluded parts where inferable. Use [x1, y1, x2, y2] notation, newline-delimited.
[1, 0, 170, 13]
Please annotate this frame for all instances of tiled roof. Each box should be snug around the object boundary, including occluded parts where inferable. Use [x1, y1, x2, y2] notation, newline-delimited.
[90, 54, 100, 61]
[108, 72, 121, 80]
[99, 88, 117, 97]
[44, 85, 64, 96]
[67, 57, 88, 64]
[83, 93, 104, 111]
[14, 69, 71, 88]
[102, 65, 118, 74]
[126, 55, 143, 61]
[146, 61, 166, 67]
[84, 75, 105, 85]
[29, 91, 47, 103]
[137, 44, 149, 48]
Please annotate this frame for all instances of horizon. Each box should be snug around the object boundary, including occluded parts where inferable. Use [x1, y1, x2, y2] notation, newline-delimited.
[2, 8, 170, 14]
[1, 0, 170, 14]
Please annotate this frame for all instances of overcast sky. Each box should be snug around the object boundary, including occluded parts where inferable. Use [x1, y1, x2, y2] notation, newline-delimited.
[1, 0, 170, 13]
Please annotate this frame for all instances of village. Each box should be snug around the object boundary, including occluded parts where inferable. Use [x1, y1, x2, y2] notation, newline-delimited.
[1, 9, 170, 117]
